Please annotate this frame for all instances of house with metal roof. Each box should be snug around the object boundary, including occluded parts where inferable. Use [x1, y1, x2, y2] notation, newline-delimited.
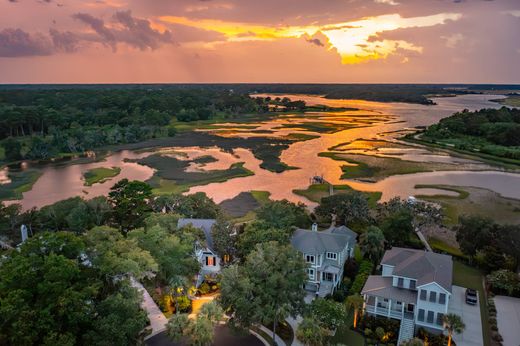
[177, 218, 220, 286]
[291, 223, 357, 297]
[361, 247, 453, 344]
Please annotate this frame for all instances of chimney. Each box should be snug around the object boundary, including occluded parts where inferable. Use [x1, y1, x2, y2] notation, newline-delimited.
[312, 223, 318, 232]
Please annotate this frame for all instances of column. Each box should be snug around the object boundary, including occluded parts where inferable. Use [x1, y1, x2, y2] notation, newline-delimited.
[387, 299, 392, 317]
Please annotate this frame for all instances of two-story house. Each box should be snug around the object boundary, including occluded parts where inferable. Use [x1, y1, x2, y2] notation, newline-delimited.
[291, 223, 357, 297]
[361, 248, 453, 344]
[177, 218, 221, 286]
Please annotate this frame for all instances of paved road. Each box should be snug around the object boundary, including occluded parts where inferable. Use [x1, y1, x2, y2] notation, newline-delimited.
[494, 295, 520, 346]
[146, 326, 264, 346]
[448, 285, 483, 346]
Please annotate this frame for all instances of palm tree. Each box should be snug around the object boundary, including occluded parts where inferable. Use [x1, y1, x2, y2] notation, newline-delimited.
[360, 226, 385, 264]
[168, 275, 188, 314]
[345, 294, 364, 328]
[166, 313, 190, 342]
[443, 313, 465, 346]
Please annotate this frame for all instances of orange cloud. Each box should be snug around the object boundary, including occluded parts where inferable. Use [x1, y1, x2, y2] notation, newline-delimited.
[160, 12, 461, 64]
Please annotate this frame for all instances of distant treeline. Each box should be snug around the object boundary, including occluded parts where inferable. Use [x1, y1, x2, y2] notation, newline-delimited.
[420, 107, 520, 160]
[0, 88, 267, 161]
[3, 83, 519, 105]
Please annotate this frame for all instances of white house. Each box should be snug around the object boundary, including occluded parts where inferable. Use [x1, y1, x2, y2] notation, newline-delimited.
[177, 218, 221, 286]
[291, 223, 357, 297]
[361, 247, 453, 344]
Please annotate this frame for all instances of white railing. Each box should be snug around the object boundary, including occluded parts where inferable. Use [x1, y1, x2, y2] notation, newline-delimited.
[365, 305, 403, 319]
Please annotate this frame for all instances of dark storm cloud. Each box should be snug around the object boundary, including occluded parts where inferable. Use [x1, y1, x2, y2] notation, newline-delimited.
[73, 10, 173, 51]
[0, 28, 53, 57]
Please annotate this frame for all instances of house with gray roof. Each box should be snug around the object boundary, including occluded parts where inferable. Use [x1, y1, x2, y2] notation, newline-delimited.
[291, 223, 357, 297]
[361, 247, 453, 344]
[177, 218, 220, 286]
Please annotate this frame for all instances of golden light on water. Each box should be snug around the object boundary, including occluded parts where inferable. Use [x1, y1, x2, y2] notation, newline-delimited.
[160, 12, 460, 64]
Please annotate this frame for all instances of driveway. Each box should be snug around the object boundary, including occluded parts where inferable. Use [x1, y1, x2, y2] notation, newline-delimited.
[448, 285, 483, 346]
[494, 295, 520, 346]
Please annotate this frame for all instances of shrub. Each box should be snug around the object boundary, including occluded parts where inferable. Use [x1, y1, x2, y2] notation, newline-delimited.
[199, 282, 211, 295]
[349, 260, 373, 295]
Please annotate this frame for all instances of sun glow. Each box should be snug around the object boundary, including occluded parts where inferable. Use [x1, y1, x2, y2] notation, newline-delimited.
[160, 13, 460, 64]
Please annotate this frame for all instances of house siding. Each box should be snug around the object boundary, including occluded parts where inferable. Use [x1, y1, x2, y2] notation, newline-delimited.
[415, 282, 450, 330]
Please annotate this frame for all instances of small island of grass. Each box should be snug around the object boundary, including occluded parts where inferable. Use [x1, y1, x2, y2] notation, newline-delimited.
[83, 167, 121, 186]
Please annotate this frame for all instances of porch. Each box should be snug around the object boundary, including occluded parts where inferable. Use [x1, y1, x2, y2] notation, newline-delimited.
[364, 295, 414, 320]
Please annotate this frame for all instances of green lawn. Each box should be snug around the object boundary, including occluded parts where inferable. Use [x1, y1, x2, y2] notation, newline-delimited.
[83, 167, 121, 186]
[328, 310, 364, 346]
[452, 261, 490, 346]
[428, 236, 466, 259]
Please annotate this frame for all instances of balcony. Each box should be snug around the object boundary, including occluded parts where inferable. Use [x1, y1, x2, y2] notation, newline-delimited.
[365, 304, 403, 319]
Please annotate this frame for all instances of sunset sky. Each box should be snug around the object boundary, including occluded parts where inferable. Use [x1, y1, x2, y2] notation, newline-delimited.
[1, 0, 519, 84]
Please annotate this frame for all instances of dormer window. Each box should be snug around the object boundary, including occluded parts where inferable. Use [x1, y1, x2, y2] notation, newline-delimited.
[306, 255, 315, 264]
[326, 252, 337, 260]
[410, 280, 416, 290]
[397, 278, 404, 287]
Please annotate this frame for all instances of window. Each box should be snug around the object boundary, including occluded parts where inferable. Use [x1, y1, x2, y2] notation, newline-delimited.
[206, 256, 215, 266]
[308, 268, 315, 280]
[437, 313, 444, 326]
[397, 278, 404, 287]
[410, 280, 416, 290]
[418, 309, 425, 322]
[439, 293, 446, 304]
[427, 311, 434, 324]
[306, 255, 315, 264]
[326, 252, 337, 260]
[420, 290, 427, 300]
[429, 291, 437, 303]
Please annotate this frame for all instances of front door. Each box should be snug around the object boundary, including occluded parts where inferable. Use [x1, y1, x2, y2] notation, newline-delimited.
[323, 272, 334, 282]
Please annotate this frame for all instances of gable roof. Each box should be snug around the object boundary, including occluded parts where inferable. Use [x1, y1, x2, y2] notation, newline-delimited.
[177, 218, 217, 252]
[381, 247, 453, 292]
[291, 226, 356, 254]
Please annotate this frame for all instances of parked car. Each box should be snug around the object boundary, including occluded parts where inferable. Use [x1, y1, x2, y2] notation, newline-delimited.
[465, 288, 478, 305]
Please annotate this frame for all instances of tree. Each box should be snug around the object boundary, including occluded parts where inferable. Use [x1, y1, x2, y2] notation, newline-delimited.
[130, 225, 199, 284]
[487, 269, 520, 296]
[381, 209, 414, 246]
[86, 196, 112, 226]
[108, 179, 152, 234]
[3, 137, 22, 161]
[360, 226, 385, 264]
[211, 219, 236, 262]
[0, 231, 148, 346]
[256, 199, 311, 229]
[443, 313, 465, 346]
[220, 241, 307, 340]
[152, 192, 221, 219]
[315, 192, 370, 227]
[166, 301, 223, 346]
[83, 226, 158, 281]
[345, 294, 364, 328]
[168, 275, 190, 314]
[308, 298, 347, 331]
[236, 220, 292, 259]
[296, 317, 327, 346]
[455, 216, 495, 258]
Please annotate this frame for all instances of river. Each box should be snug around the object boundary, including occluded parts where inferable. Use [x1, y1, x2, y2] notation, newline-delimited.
[4, 93, 519, 210]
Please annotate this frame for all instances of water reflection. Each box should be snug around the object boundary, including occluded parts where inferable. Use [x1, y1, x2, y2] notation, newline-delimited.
[7, 93, 519, 210]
